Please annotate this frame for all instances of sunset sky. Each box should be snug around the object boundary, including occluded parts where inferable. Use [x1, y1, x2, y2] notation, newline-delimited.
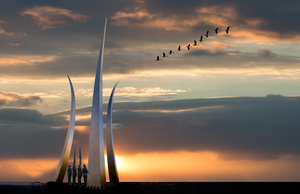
[1, 0, 300, 182]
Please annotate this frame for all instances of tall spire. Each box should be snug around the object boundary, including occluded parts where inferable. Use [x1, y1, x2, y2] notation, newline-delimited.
[106, 81, 120, 183]
[54, 75, 76, 183]
[88, 17, 107, 188]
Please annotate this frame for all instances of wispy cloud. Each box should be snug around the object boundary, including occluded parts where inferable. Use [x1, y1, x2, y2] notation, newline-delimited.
[0, 27, 14, 36]
[20, 5, 89, 30]
[0, 20, 14, 36]
[111, 2, 236, 31]
[0, 56, 56, 66]
[131, 105, 225, 113]
[8, 43, 21, 46]
[111, 1, 300, 42]
[0, 20, 26, 37]
[0, 91, 43, 107]
[77, 87, 191, 98]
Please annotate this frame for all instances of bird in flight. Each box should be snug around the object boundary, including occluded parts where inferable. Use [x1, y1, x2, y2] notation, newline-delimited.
[225, 26, 230, 33]
[205, 30, 209, 37]
[154, 24, 231, 61]
[199, 35, 203, 42]
[214, 28, 219, 34]
[193, 40, 197, 46]
[187, 44, 191, 50]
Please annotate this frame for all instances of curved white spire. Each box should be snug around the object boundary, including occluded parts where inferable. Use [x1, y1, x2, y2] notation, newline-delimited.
[88, 17, 107, 188]
[54, 75, 76, 182]
[106, 81, 120, 183]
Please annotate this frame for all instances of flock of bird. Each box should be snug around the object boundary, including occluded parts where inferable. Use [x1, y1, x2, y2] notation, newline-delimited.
[156, 26, 231, 61]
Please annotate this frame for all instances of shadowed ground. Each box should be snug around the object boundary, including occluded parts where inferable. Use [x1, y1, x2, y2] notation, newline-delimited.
[0, 182, 299, 194]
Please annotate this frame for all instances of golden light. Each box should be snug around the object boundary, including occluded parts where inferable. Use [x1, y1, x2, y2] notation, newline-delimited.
[1, 152, 300, 182]
[113, 151, 300, 182]
[0, 158, 58, 179]
[115, 155, 123, 170]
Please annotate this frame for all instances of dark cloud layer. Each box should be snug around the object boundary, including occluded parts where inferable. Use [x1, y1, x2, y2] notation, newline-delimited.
[1, 95, 300, 161]
[111, 95, 300, 160]
[0, 108, 67, 158]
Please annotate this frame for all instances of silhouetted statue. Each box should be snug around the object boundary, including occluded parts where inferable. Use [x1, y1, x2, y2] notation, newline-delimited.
[199, 35, 203, 42]
[162, 52, 166, 57]
[225, 26, 230, 33]
[72, 165, 77, 185]
[78, 147, 82, 186]
[177, 46, 181, 51]
[205, 30, 209, 37]
[169, 50, 173, 55]
[72, 151, 77, 186]
[156, 56, 160, 61]
[83, 164, 89, 188]
[67, 165, 72, 185]
[214, 27, 219, 34]
[78, 164, 82, 186]
[187, 44, 191, 50]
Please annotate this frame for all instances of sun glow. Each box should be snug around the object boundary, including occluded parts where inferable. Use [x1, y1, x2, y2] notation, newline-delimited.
[1, 152, 300, 182]
[113, 151, 300, 182]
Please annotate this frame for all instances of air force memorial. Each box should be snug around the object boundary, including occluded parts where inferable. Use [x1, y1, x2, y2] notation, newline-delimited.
[51, 18, 232, 189]
[53, 18, 119, 188]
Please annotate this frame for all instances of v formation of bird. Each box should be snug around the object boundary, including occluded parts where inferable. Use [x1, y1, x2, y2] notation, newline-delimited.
[156, 26, 231, 61]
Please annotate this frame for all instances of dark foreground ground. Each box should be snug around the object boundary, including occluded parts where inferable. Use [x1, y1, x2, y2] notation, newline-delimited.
[0, 182, 299, 194]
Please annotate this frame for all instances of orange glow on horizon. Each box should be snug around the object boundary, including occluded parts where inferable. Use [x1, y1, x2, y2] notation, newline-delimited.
[1, 151, 300, 182]
[0, 158, 58, 181]
[115, 151, 300, 182]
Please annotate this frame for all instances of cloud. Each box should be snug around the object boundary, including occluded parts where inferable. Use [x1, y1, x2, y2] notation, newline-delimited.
[47, 95, 300, 161]
[20, 5, 89, 30]
[111, 2, 235, 31]
[0, 1, 298, 80]
[0, 91, 43, 107]
[0, 56, 56, 66]
[108, 95, 300, 160]
[8, 43, 21, 47]
[112, 87, 190, 97]
[0, 27, 14, 36]
[183, 48, 300, 70]
[111, 0, 300, 42]
[1, 95, 300, 162]
[0, 108, 68, 159]
[78, 87, 191, 98]
[0, 19, 26, 37]
[0, 108, 53, 124]
[246, 18, 268, 26]
[0, 46, 298, 80]
[0, 20, 15, 36]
